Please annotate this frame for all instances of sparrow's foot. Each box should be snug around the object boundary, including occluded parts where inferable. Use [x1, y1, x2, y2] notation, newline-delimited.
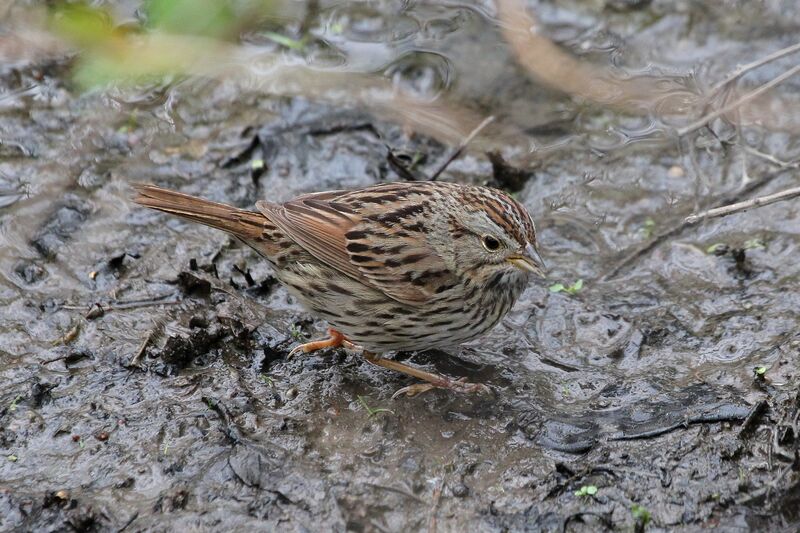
[289, 328, 347, 357]
[360, 352, 491, 399]
[391, 377, 491, 399]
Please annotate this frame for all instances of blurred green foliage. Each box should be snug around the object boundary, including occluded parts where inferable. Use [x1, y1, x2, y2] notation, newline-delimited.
[49, 0, 282, 88]
[145, 0, 238, 38]
[50, 3, 117, 48]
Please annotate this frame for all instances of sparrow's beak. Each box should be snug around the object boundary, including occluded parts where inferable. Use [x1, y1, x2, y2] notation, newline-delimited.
[508, 242, 547, 277]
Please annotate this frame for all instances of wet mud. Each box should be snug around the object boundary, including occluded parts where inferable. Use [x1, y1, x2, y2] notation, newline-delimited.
[1, 2, 799, 532]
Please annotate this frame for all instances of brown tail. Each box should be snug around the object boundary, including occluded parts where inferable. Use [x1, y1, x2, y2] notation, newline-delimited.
[132, 184, 267, 241]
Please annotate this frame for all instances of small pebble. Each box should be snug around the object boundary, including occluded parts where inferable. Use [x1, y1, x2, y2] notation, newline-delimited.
[451, 483, 469, 497]
[667, 165, 685, 178]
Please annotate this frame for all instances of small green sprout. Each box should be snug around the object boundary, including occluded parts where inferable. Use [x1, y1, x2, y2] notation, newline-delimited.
[631, 504, 651, 526]
[706, 243, 727, 254]
[289, 324, 306, 342]
[251, 158, 265, 170]
[642, 218, 656, 238]
[7, 454, 18, 462]
[754, 366, 768, 377]
[8, 395, 22, 412]
[574, 485, 598, 497]
[117, 113, 139, 134]
[549, 279, 583, 295]
[261, 31, 307, 51]
[744, 238, 765, 250]
[357, 396, 395, 418]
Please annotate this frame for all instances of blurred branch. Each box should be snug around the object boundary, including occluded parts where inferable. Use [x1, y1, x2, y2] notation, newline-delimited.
[429, 115, 495, 181]
[497, 0, 800, 135]
[495, 0, 698, 116]
[0, 29, 69, 63]
[743, 146, 800, 169]
[677, 64, 800, 136]
[706, 41, 800, 98]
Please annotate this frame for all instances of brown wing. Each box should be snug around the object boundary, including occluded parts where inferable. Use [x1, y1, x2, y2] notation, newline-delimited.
[255, 185, 456, 305]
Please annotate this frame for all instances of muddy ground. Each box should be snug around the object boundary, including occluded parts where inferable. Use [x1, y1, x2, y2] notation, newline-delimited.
[1, 1, 799, 532]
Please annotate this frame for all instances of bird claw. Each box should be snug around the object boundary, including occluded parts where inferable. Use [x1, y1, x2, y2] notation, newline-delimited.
[287, 328, 350, 359]
[391, 377, 492, 399]
[287, 344, 306, 359]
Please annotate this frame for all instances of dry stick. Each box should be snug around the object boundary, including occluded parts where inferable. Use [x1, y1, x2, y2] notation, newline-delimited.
[429, 115, 495, 181]
[743, 146, 800, 169]
[677, 64, 800, 137]
[706, 41, 800, 97]
[602, 165, 794, 280]
[685, 185, 800, 224]
[427, 472, 445, 533]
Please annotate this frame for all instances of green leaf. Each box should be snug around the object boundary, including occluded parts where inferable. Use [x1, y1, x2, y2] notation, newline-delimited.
[7, 454, 17, 462]
[642, 217, 656, 238]
[706, 243, 726, 254]
[566, 279, 584, 294]
[289, 324, 305, 341]
[548, 283, 565, 293]
[754, 365, 767, 376]
[550, 279, 584, 295]
[8, 395, 22, 412]
[251, 158, 265, 170]
[744, 238, 765, 250]
[631, 504, 651, 525]
[261, 30, 307, 51]
[574, 485, 598, 497]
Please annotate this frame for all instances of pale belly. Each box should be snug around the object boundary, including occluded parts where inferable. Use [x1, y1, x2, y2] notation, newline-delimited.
[277, 262, 525, 353]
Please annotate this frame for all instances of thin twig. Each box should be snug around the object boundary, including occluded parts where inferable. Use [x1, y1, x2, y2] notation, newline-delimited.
[427, 471, 446, 533]
[61, 294, 181, 315]
[117, 511, 139, 533]
[602, 165, 792, 280]
[677, 64, 800, 137]
[429, 116, 495, 181]
[364, 483, 426, 504]
[127, 328, 158, 368]
[742, 146, 800, 169]
[707, 42, 800, 97]
[41, 354, 71, 365]
[685, 185, 800, 224]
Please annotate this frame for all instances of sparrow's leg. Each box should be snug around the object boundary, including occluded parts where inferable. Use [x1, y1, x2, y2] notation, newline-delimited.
[361, 352, 491, 399]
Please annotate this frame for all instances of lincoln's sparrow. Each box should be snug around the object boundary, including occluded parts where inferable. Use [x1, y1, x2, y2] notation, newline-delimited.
[134, 181, 545, 397]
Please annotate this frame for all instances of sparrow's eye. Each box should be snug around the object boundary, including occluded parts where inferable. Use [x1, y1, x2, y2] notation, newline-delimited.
[482, 235, 502, 252]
